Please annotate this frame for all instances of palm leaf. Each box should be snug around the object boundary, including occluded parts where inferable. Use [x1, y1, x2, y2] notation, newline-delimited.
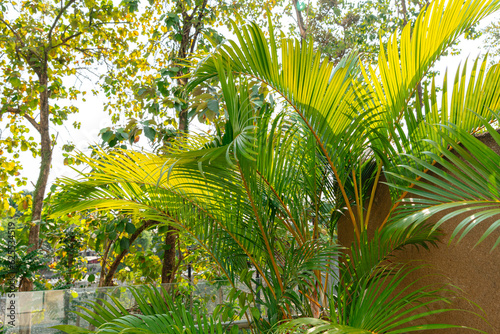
[384, 60, 500, 188]
[387, 112, 500, 250]
[362, 0, 500, 125]
[336, 263, 481, 333]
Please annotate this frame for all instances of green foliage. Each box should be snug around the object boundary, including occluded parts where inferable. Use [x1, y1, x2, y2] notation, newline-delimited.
[0, 0, 131, 173]
[296, 0, 424, 62]
[49, 0, 500, 332]
[0, 1, 135, 291]
[51, 226, 86, 286]
[98, 0, 286, 149]
[115, 248, 162, 285]
[482, 20, 500, 63]
[0, 238, 48, 293]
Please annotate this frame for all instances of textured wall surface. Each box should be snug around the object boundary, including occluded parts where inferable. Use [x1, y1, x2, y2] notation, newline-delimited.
[338, 131, 500, 334]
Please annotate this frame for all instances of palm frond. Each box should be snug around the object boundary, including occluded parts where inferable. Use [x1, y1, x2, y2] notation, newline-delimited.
[334, 264, 479, 333]
[277, 264, 480, 333]
[387, 112, 500, 250]
[362, 0, 500, 125]
[276, 317, 373, 334]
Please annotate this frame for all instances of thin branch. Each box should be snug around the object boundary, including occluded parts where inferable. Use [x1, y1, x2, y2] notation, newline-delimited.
[0, 17, 25, 46]
[104, 220, 158, 285]
[364, 162, 382, 229]
[48, 0, 77, 48]
[187, 4, 200, 21]
[178, 1, 187, 21]
[60, 31, 84, 44]
[352, 169, 363, 230]
[189, 0, 208, 54]
[4, 107, 41, 132]
[52, 20, 130, 50]
[81, 21, 132, 28]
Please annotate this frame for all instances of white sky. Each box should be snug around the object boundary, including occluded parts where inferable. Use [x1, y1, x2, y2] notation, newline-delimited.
[12, 10, 500, 192]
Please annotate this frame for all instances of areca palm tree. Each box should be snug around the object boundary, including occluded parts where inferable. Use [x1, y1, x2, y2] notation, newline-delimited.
[50, 0, 500, 332]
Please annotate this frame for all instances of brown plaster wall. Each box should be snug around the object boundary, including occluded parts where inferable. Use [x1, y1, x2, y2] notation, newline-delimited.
[338, 132, 500, 333]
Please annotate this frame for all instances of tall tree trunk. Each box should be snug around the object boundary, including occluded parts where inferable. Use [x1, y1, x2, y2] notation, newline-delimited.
[175, 0, 207, 134]
[20, 73, 52, 293]
[292, 0, 307, 41]
[401, 0, 408, 22]
[177, 77, 189, 133]
[161, 226, 177, 284]
[163, 0, 208, 284]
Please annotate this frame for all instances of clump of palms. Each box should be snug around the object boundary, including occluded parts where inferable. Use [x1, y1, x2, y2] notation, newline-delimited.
[50, 0, 500, 332]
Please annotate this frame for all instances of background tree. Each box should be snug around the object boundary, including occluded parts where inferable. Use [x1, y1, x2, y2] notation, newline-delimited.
[42, 212, 90, 289]
[50, 209, 161, 287]
[96, 217, 158, 287]
[483, 19, 500, 63]
[101, 0, 286, 136]
[0, 0, 131, 291]
[288, 0, 481, 66]
[97, 0, 286, 285]
[287, 0, 426, 62]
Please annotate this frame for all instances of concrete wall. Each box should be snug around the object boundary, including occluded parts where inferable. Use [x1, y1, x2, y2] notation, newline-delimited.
[338, 131, 500, 333]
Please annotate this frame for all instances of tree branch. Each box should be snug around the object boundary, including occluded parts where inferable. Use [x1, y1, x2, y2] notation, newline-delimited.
[60, 31, 84, 44]
[99, 239, 113, 286]
[0, 17, 25, 46]
[103, 220, 160, 286]
[189, 0, 208, 54]
[54, 41, 96, 57]
[3, 107, 41, 132]
[187, 4, 199, 21]
[48, 0, 77, 48]
[178, 1, 187, 21]
[54, 19, 129, 48]
[54, 15, 126, 49]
